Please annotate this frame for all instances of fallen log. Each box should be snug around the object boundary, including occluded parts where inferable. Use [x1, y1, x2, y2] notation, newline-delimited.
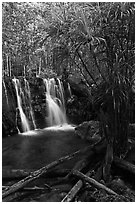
[61, 169, 93, 202]
[113, 157, 135, 174]
[2, 138, 105, 199]
[72, 170, 118, 195]
[3, 184, 52, 202]
[3, 185, 46, 191]
[2, 151, 79, 198]
[62, 161, 102, 202]
[2, 168, 71, 179]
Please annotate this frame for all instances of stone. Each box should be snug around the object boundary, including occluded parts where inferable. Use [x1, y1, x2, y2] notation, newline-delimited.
[75, 120, 101, 142]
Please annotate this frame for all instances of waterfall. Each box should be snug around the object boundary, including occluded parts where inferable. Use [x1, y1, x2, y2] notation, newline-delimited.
[12, 78, 31, 132]
[57, 78, 66, 113]
[3, 80, 9, 107]
[44, 78, 67, 127]
[24, 78, 37, 129]
[11, 77, 69, 132]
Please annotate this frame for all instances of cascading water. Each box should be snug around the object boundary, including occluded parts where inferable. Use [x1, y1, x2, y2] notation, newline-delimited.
[3, 80, 9, 107]
[24, 79, 36, 129]
[57, 78, 66, 113]
[11, 77, 72, 133]
[44, 78, 67, 127]
[12, 78, 30, 132]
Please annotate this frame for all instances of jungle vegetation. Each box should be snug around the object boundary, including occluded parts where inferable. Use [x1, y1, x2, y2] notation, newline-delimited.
[2, 2, 135, 180]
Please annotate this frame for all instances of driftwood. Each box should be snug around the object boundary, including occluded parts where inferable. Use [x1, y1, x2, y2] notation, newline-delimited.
[61, 169, 93, 202]
[2, 168, 71, 179]
[3, 184, 52, 202]
[3, 185, 46, 191]
[61, 161, 102, 202]
[2, 138, 105, 199]
[113, 156, 135, 174]
[72, 170, 118, 195]
[61, 150, 134, 201]
[2, 150, 80, 198]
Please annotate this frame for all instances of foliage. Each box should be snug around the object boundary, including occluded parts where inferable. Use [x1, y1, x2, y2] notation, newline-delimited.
[2, 2, 135, 162]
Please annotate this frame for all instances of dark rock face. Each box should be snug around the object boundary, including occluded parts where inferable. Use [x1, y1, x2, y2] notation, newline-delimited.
[2, 77, 48, 136]
[67, 79, 89, 98]
[75, 120, 101, 142]
[65, 79, 98, 124]
[2, 78, 18, 136]
[28, 77, 47, 129]
[2, 77, 97, 136]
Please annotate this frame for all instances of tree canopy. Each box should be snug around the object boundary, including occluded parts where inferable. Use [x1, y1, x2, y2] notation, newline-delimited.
[3, 2, 134, 81]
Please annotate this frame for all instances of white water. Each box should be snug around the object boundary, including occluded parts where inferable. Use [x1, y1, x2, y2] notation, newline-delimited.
[21, 125, 75, 136]
[24, 78, 36, 129]
[57, 78, 66, 113]
[12, 78, 30, 132]
[44, 78, 67, 127]
[3, 80, 9, 107]
[12, 77, 72, 133]
[44, 124, 75, 131]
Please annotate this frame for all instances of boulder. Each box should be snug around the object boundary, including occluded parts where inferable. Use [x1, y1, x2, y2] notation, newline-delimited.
[75, 120, 101, 142]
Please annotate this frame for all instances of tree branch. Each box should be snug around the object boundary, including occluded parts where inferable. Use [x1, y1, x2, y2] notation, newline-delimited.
[72, 170, 118, 195]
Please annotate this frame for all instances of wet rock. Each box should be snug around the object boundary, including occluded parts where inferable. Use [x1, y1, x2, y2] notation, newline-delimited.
[2, 79, 17, 136]
[75, 120, 101, 142]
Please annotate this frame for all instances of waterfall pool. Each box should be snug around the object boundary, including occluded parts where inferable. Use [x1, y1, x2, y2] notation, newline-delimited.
[3, 127, 90, 170]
